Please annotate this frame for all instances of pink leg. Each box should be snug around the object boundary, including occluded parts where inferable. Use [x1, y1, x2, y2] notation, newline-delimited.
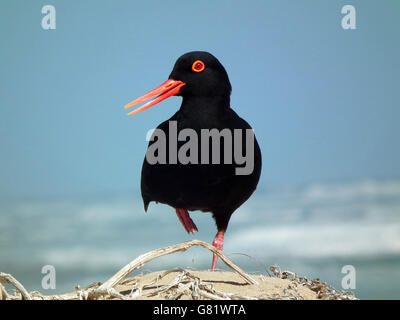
[211, 230, 225, 271]
[175, 208, 198, 234]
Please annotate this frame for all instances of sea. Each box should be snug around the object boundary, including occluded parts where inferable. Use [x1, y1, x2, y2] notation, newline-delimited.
[1, 179, 400, 299]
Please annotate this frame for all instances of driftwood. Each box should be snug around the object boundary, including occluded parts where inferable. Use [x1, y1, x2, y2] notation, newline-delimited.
[0, 240, 357, 300]
[0, 272, 32, 300]
[0, 240, 258, 300]
[99, 240, 258, 289]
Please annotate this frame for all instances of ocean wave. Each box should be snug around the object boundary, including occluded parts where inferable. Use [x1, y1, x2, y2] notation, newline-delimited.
[1, 179, 400, 265]
[228, 222, 400, 258]
[294, 180, 400, 200]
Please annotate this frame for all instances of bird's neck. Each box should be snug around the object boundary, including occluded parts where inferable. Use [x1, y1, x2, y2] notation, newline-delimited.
[179, 95, 230, 119]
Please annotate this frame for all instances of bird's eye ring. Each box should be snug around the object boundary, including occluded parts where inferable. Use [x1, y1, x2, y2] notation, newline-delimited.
[192, 60, 205, 72]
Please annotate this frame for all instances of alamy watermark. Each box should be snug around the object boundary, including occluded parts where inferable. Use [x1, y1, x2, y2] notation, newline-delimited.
[341, 5, 356, 30]
[41, 265, 56, 289]
[145, 121, 255, 175]
[41, 5, 56, 30]
[341, 265, 356, 290]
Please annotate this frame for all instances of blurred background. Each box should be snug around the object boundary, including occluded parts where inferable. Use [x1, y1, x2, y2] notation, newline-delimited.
[0, 0, 399, 299]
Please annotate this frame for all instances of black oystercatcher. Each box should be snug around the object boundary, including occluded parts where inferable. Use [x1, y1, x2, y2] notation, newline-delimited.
[124, 51, 262, 271]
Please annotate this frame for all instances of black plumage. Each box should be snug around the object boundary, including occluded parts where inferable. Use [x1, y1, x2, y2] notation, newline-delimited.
[125, 51, 262, 270]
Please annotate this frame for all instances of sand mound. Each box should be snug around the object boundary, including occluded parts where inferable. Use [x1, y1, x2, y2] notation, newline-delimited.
[1, 240, 356, 300]
[100, 269, 322, 300]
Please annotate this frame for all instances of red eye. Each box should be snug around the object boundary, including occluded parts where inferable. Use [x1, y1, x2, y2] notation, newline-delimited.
[192, 60, 205, 72]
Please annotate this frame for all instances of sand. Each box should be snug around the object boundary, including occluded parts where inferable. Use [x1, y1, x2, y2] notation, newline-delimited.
[1, 240, 357, 300]
[1, 267, 355, 300]
[112, 269, 319, 300]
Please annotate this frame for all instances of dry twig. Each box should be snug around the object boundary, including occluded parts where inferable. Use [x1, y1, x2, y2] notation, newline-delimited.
[0, 272, 32, 300]
[99, 240, 258, 290]
[0, 241, 357, 300]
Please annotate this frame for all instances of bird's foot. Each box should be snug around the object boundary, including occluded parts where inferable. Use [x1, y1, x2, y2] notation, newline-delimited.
[175, 208, 198, 234]
[211, 230, 225, 271]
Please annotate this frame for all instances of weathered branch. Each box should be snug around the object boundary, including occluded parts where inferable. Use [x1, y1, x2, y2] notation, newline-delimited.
[0, 272, 32, 300]
[99, 240, 258, 289]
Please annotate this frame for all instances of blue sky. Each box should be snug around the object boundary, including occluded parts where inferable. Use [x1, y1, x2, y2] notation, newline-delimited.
[0, 0, 399, 200]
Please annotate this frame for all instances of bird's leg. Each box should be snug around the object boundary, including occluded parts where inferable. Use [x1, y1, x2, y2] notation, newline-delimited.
[211, 230, 225, 271]
[175, 208, 198, 234]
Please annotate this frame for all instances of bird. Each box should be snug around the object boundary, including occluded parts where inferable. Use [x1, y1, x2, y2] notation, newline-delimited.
[124, 51, 262, 271]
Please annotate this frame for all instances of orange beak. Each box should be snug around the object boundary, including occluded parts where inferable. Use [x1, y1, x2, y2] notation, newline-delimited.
[124, 79, 186, 116]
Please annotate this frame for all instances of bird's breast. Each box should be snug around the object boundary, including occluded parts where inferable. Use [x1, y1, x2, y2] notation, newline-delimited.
[140, 108, 261, 212]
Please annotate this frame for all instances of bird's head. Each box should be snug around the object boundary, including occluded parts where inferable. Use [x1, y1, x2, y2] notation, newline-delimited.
[124, 51, 231, 116]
